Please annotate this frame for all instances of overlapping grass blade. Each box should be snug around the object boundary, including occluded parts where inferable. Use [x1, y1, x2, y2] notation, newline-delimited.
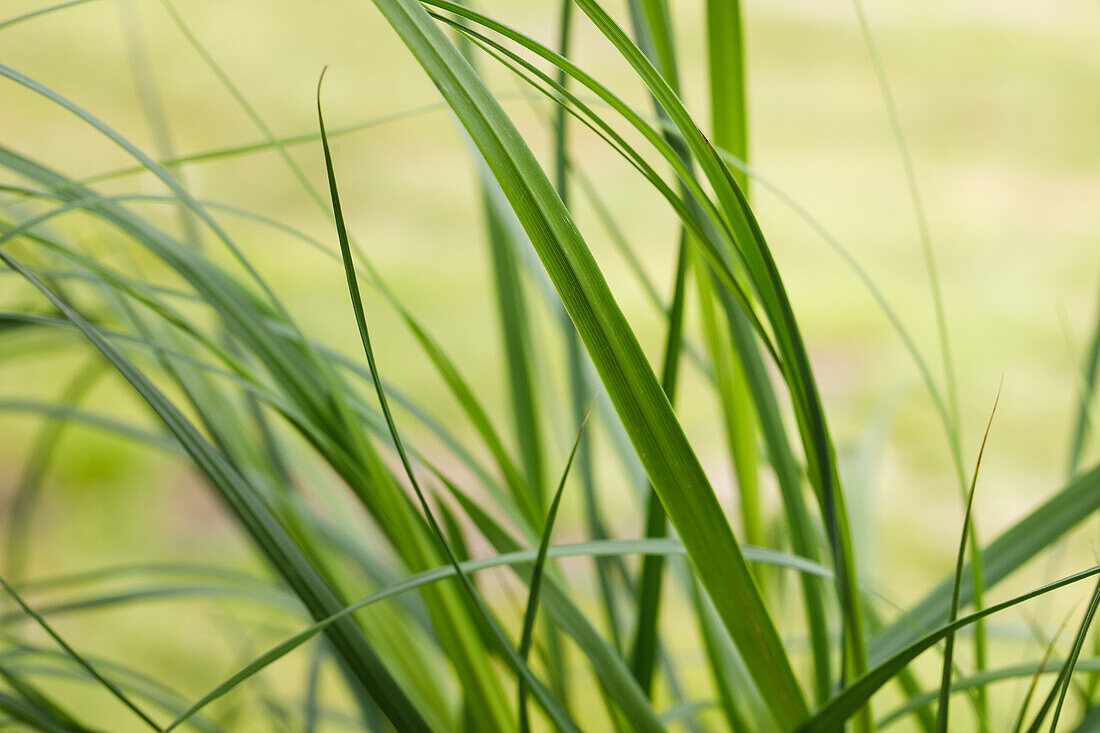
[360, 0, 808, 724]
[1012, 610, 1078, 733]
[0, 665, 89, 733]
[874, 657, 1100, 729]
[145, 534, 833, 732]
[870, 460, 1100, 663]
[0, 248, 434, 730]
[803, 563, 1100, 731]
[550, 0, 626, 659]
[551, 0, 866, 689]
[1025, 579, 1100, 732]
[1, 61, 517, 726]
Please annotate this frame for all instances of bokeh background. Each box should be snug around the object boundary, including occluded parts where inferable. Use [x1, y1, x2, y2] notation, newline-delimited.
[2, 0, 1098, 729]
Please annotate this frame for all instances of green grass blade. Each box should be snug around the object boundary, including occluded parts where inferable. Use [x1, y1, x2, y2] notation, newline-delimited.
[539, 0, 865, 686]
[694, 247, 763, 551]
[319, 76, 578, 733]
[440, 478, 664, 733]
[384, 300, 535, 524]
[715, 283, 834, 702]
[479, 160, 547, 515]
[688, 576, 770, 731]
[518, 402, 591, 732]
[706, 0, 746, 191]
[422, 2, 780, 363]
[936, 381, 1001, 731]
[0, 576, 162, 730]
[703, 0, 766, 584]
[550, 0, 627, 667]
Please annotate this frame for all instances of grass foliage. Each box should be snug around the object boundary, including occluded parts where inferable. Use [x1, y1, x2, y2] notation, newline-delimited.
[1, 0, 1098, 731]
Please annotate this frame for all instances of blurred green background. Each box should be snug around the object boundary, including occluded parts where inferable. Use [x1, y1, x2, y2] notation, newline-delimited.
[2, 0, 1098, 728]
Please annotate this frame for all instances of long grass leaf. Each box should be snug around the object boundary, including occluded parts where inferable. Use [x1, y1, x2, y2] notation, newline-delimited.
[0, 576, 161, 730]
[936, 380, 1002, 730]
[518, 402, 592, 731]
[319, 75, 578, 732]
